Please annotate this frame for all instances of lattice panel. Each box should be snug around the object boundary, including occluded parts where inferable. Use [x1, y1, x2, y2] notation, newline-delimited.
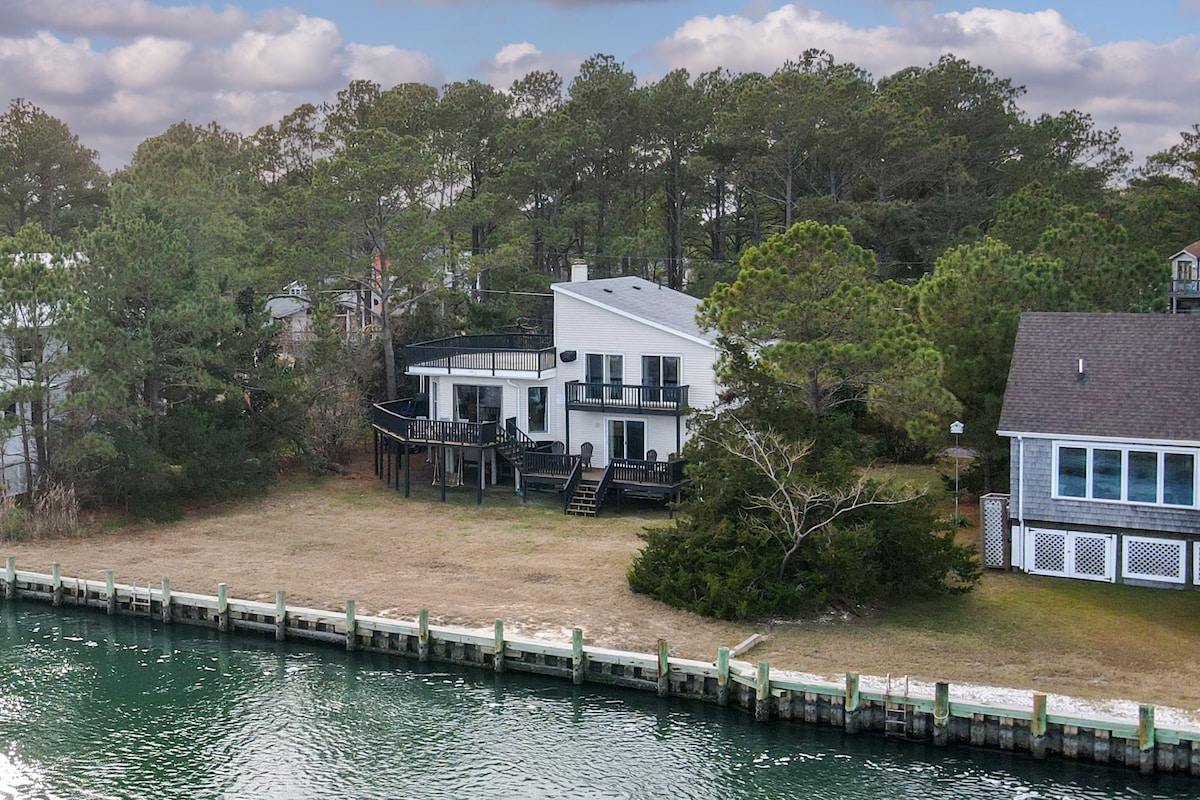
[1073, 535, 1110, 577]
[1026, 528, 1115, 582]
[1030, 529, 1067, 575]
[1123, 536, 1186, 584]
[980, 495, 1008, 569]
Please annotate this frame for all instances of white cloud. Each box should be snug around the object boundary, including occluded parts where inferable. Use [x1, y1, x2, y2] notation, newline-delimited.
[226, 14, 346, 90]
[483, 42, 581, 89]
[0, 31, 108, 98]
[0, 0, 246, 39]
[651, 4, 1200, 162]
[107, 37, 196, 90]
[347, 43, 442, 88]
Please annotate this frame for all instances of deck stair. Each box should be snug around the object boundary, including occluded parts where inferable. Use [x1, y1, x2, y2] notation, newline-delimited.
[496, 418, 535, 472]
[565, 480, 601, 516]
[884, 673, 910, 739]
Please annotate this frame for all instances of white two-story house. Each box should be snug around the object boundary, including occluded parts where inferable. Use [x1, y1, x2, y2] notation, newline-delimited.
[371, 266, 719, 514]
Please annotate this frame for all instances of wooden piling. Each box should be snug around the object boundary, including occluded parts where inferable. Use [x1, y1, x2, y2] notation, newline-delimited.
[494, 620, 506, 673]
[933, 681, 950, 745]
[844, 673, 861, 733]
[656, 639, 670, 697]
[716, 647, 730, 707]
[51, 563, 62, 607]
[160, 577, 172, 623]
[3, 556, 12, 600]
[274, 590, 286, 640]
[1032, 693, 1048, 759]
[1140, 704, 1156, 774]
[105, 570, 116, 616]
[571, 627, 585, 684]
[755, 661, 771, 722]
[418, 608, 430, 662]
[213, 583, 228, 631]
[345, 600, 357, 651]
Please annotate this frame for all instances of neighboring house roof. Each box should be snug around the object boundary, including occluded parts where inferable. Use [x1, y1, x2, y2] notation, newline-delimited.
[1170, 240, 1200, 260]
[998, 312, 1200, 443]
[551, 276, 716, 347]
[266, 294, 308, 320]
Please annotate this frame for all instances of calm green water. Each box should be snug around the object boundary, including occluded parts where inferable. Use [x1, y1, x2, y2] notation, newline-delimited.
[0, 604, 1194, 799]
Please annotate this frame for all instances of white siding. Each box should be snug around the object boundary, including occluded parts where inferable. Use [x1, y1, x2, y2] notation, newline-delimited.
[551, 290, 718, 465]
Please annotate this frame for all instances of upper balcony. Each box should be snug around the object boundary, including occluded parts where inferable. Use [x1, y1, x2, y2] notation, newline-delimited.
[564, 381, 689, 416]
[405, 334, 556, 378]
[1171, 279, 1200, 298]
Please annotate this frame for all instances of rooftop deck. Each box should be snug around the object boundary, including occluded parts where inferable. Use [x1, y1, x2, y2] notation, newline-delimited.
[406, 334, 556, 377]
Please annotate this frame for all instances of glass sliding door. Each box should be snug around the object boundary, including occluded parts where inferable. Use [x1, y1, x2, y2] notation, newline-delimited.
[608, 419, 645, 462]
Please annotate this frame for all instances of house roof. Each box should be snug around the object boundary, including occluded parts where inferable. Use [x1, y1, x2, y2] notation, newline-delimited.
[1170, 240, 1200, 260]
[998, 312, 1200, 443]
[551, 276, 716, 347]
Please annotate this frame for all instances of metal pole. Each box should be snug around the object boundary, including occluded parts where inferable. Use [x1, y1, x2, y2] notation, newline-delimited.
[954, 432, 960, 523]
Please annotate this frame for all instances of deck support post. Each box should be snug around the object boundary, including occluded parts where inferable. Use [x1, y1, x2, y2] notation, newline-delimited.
[440, 448, 447, 502]
[477, 447, 484, 505]
[404, 445, 411, 498]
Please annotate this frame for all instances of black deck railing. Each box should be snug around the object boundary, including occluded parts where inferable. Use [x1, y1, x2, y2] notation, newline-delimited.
[406, 334, 556, 376]
[372, 399, 498, 446]
[609, 458, 688, 486]
[522, 452, 579, 477]
[564, 381, 689, 415]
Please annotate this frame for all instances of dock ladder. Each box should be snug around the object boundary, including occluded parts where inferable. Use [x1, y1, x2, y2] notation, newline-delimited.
[884, 673, 910, 738]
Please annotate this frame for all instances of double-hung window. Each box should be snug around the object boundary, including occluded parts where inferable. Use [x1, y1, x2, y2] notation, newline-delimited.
[1054, 443, 1197, 507]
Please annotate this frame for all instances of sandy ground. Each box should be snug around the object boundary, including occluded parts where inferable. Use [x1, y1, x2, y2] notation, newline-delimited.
[7, 452, 1200, 730]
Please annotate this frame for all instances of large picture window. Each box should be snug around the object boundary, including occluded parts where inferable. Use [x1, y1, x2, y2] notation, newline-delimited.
[1054, 443, 1197, 507]
[454, 385, 502, 423]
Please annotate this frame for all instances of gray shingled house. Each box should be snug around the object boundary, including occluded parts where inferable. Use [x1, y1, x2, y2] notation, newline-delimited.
[997, 312, 1200, 587]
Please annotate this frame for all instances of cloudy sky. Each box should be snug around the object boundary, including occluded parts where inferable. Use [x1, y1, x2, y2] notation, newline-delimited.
[2, 0, 1199, 171]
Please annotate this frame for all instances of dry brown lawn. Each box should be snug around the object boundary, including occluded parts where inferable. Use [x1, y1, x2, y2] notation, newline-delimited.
[7, 451, 1200, 714]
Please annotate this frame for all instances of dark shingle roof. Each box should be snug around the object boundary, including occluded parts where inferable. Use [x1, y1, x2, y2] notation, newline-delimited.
[552, 276, 716, 345]
[998, 312, 1200, 443]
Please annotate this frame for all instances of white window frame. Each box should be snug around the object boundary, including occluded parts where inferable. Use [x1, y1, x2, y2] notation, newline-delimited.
[1052, 442, 1199, 509]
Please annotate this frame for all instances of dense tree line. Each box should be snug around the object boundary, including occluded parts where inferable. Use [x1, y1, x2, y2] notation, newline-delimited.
[0, 46, 1193, 535]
